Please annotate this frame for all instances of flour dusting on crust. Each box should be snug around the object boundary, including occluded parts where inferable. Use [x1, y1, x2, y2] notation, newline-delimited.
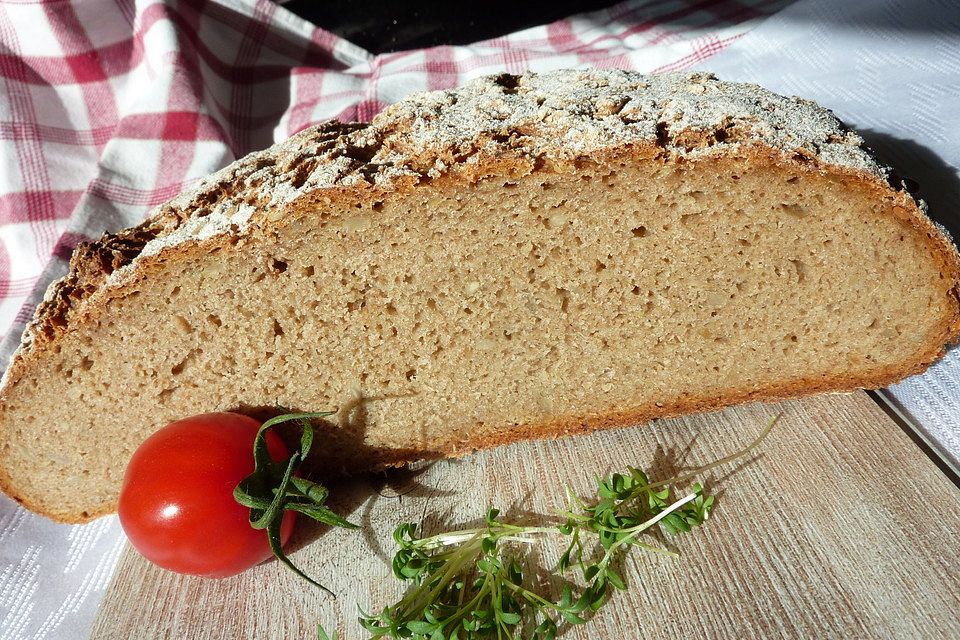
[375, 70, 880, 175]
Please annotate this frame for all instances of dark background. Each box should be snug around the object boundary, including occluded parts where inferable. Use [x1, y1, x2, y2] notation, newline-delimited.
[281, 0, 960, 53]
[283, 0, 620, 53]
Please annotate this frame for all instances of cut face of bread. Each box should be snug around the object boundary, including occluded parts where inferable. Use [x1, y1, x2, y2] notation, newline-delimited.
[1, 70, 958, 523]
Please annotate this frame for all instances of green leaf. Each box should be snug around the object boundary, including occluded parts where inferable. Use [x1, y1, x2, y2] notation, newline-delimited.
[481, 536, 497, 555]
[287, 503, 358, 529]
[534, 619, 557, 640]
[508, 560, 523, 584]
[317, 624, 337, 640]
[296, 417, 315, 462]
[561, 611, 586, 625]
[290, 477, 329, 503]
[587, 583, 608, 611]
[607, 568, 626, 591]
[394, 523, 418, 546]
[406, 620, 436, 634]
[584, 564, 600, 581]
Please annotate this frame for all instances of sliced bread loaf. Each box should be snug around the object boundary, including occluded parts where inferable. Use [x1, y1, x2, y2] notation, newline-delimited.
[1, 70, 958, 523]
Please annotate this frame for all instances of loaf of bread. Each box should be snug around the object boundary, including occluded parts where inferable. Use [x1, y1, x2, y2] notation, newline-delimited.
[1, 70, 958, 523]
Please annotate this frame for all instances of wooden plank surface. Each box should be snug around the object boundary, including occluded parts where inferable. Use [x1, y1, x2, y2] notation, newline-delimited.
[90, 392, 960, 639]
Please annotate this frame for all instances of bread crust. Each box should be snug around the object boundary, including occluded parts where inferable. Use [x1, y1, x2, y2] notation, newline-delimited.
[2, 70, 959, 523]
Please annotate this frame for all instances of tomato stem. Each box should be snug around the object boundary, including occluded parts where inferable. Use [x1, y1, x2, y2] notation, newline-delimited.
[233, 411, 356, 593]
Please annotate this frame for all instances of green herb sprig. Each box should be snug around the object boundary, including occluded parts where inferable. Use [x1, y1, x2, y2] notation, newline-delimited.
[233, 412, 358, 593]
[358, 415, 778, 639]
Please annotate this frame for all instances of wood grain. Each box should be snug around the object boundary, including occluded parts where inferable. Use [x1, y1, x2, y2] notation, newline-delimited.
[90, 392, 960, 639]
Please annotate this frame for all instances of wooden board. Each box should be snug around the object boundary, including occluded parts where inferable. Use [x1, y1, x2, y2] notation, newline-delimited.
[90, 392, 960, 639]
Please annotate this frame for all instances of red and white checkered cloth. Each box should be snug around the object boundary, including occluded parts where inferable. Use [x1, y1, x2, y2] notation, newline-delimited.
[0, 1, 789, 637]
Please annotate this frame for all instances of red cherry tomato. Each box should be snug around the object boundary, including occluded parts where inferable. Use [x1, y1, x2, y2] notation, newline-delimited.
[118, 412, 295, 578]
